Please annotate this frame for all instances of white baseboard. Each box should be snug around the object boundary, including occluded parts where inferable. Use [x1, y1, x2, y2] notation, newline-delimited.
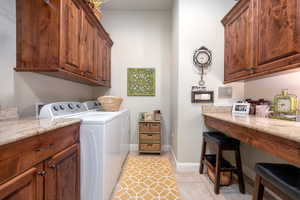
[130, 144, 171, 152]
[171, 148, 200, 172]
[130, 145, 200, 172]
[130, 144, 139, 152]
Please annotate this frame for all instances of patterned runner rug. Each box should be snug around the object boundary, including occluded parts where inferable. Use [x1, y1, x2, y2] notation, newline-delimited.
[112, 155, 181, 200]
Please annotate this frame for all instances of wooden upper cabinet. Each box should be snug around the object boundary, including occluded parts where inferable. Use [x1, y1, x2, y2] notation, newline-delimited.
[80, 12, 97, 80]
[61, 0, 82, 75]
[16, 0, 60, 70]
[0, 165, 43, 200]
[222, 0, 254, 82]
[45, 144, 80, 200]
[254, 0, 300, 72]
[16, 0, 113, 86]
[223, 0, 300, 83]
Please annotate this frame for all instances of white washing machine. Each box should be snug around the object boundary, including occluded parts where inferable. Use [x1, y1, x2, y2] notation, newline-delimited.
[39, 102, 130, 200]
[82, 101, 130, 165]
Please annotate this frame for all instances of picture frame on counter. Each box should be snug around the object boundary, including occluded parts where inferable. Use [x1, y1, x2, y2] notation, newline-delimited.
[232, 103, 250, 115]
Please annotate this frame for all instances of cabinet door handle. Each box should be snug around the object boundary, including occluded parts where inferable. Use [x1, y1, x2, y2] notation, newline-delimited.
[34, 148, 42, 152]
[229, 67, 257, 75]
[34, 144, 54, 152]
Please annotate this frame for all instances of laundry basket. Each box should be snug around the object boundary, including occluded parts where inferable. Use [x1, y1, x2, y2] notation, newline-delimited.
[97, 96, 123, 112]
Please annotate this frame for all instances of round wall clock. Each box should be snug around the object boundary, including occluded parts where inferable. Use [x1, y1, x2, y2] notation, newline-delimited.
[193, 46, 212, 69]
[193, 46, 212, 87]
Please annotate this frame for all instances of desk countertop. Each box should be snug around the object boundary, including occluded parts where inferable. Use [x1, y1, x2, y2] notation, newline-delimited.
[203, 111, 300, 144]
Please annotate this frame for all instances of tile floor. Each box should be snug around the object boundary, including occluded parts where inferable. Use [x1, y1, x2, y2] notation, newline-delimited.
[112, 152, 255, 200]
[176, 171, 252, 200]
[169, 153, 253, 200]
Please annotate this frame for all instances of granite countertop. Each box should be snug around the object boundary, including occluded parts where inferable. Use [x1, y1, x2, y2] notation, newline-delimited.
[202, 110, 300, 144]
[0, 118, 81, 147]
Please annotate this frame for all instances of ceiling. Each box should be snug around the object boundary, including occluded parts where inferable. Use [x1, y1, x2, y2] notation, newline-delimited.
[102, 0, 173, 11]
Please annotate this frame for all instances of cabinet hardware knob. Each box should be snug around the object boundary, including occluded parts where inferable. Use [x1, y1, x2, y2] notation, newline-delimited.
[37, 171, 47, 176]
[49, 164, 56, 169]
[43, 0, 50, 4]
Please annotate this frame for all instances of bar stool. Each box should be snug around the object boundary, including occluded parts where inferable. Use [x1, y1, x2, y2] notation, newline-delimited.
[199, 131, 245, 194]
[253, 163, 300, 200]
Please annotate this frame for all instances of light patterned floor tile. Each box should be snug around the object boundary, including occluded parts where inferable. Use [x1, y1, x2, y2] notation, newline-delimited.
[112, 155, 181, 200]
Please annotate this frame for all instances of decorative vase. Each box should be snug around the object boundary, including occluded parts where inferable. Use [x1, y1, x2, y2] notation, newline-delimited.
[86, 0, 103, 21]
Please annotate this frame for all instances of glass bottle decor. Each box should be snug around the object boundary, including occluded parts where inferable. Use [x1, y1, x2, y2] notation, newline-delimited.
[273, 89, 298, 114]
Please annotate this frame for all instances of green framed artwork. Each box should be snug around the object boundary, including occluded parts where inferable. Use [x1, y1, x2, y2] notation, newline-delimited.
[127, 68, 156, 96]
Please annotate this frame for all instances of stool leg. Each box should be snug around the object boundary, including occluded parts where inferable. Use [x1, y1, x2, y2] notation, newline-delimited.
[214, 145, 222, 194]
[199, 139, 207, 174]
[253, 175, 264, 200]
[235, 147, 245, 194]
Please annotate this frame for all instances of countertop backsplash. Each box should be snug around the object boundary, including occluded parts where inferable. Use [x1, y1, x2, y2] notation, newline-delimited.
[0, 107, 19, 120]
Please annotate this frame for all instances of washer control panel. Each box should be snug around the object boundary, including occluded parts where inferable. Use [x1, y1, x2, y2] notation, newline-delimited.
[39, 102, 87, 118]
[82, 101, 101, 111]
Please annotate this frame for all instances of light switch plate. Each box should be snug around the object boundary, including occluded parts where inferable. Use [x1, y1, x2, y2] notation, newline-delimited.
[218, 87, 233, 99]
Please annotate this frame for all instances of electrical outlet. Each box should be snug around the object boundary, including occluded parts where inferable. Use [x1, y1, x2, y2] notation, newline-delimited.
[36, 103, 45, 119]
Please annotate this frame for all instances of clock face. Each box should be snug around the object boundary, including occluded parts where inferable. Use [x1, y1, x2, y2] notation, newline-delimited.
[277, 99, 291, 112]
[197, 52, 209, 64]
[193, 47, 212, 67]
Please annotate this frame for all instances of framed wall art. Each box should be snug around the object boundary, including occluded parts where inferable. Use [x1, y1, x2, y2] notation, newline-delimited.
[127, 68, 156, 96]
[191, 87, 214, 103]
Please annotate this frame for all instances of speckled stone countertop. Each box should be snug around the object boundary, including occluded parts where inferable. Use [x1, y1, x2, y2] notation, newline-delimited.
[202, 106, 300, 144]
[0, 118, 81, 147]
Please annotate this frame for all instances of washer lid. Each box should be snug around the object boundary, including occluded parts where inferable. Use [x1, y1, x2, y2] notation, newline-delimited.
[77, 113, 119, 125]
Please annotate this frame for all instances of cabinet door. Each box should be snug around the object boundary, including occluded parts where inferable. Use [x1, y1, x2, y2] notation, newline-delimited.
[102, 41, 112, 86]
[95, 31, 104, 83]
[45, 144, 80, 200]
[223, 0, 254, 82]
[255, 0, 300, 72]
[61, 0, 82, 74]
[0, 165, 43, 200]
[80, 12, 97, 81]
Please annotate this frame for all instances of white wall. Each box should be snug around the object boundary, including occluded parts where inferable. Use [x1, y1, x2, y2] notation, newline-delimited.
[95, 10, 172, 146]
[171, 0, 179, 158]
[0, 0, 96, 117]
[245, 71, 300, 103]
[174, 0, 243, 163]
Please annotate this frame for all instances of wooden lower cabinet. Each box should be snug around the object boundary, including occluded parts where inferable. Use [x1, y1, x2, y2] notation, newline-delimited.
[0, 164, 43, 200]
[45, 144, 80, 200]
[0, 124, 80, 200]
